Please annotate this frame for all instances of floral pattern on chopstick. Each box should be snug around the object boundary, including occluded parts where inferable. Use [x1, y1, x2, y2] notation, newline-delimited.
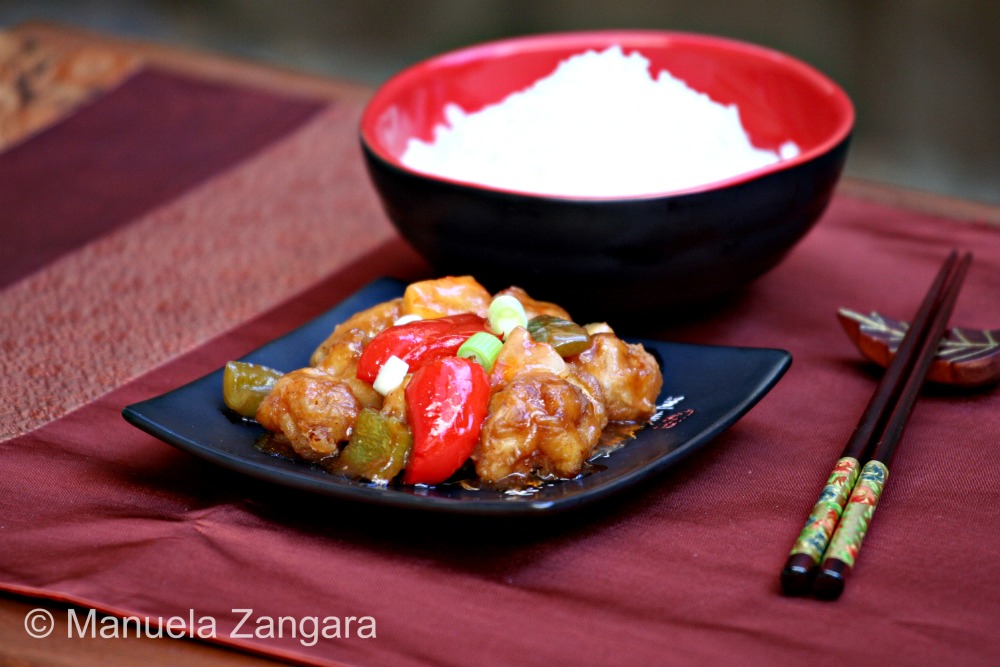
[789, 456, 861, 564]
[824, 460, 889, 567]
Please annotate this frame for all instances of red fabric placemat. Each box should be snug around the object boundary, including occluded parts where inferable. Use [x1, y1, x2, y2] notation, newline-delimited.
[0, 69, 396, 442]
[2, 192, 999, 666]
[0, 67, 326, 290]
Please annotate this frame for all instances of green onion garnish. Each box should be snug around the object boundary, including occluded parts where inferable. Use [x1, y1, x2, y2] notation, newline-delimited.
[488, 295, 528, 340]
[457, 332, 503, 372]
[373, 355, 409, 396]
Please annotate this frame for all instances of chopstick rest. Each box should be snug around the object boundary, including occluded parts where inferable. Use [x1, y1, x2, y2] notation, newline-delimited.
[781, 250, 971, 598]
[836, 310, 1000, 387]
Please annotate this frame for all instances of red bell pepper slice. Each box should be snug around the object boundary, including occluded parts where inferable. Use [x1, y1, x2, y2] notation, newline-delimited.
[356, 313, 491, 384]
[403, 356, 490, 485]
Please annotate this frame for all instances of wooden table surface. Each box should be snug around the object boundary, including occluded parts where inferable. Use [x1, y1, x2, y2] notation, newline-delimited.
[2, 20, 998, 667]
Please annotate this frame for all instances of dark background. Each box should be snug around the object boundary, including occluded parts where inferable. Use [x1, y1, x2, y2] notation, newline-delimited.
[3, 0, 997, 204]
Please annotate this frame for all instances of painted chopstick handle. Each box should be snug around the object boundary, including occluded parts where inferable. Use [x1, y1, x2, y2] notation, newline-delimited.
[813, 459, 890, 599]
[781, 456, 862, 594]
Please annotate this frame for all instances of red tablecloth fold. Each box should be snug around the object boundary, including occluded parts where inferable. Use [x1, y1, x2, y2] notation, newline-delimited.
[1, 66, 999, 667]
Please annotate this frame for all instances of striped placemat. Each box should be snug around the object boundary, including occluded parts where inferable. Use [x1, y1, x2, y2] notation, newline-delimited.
[0, 64, 397, 441]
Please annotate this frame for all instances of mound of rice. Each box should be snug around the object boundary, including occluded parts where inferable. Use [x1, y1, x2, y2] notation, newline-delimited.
[401, 45, 799, 197]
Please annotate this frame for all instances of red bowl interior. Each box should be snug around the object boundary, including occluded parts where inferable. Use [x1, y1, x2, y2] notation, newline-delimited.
[361, 30, 854, 197]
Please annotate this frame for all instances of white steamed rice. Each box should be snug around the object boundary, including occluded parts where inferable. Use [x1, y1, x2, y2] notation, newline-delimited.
[400, 45, 799, 197]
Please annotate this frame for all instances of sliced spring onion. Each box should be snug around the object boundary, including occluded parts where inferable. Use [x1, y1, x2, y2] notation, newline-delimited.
[584, 322, 614, 336]
[393, 314, 423, 326]
[457, 331, 504, 372]
[488, 295, 528, 340]
[373, 355, 409, 396]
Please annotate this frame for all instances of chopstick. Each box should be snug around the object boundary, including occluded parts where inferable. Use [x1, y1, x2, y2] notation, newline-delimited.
[780, 250, 960, 593]
[780, 250, 972, 598]
[811, 251, 971, 599]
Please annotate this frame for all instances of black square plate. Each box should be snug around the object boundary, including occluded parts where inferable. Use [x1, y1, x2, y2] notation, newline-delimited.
[123, 278, 790, 515]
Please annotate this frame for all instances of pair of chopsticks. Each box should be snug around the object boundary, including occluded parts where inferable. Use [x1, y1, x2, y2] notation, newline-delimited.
[781, 249, 973, 600]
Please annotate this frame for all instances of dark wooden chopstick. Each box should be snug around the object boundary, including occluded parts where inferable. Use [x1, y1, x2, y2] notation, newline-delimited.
[780, 250, 971, 597]
[811, 251, 972, 599]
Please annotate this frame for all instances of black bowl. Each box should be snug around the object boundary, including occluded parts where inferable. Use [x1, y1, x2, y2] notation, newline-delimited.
[360, 31, 854, 323]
